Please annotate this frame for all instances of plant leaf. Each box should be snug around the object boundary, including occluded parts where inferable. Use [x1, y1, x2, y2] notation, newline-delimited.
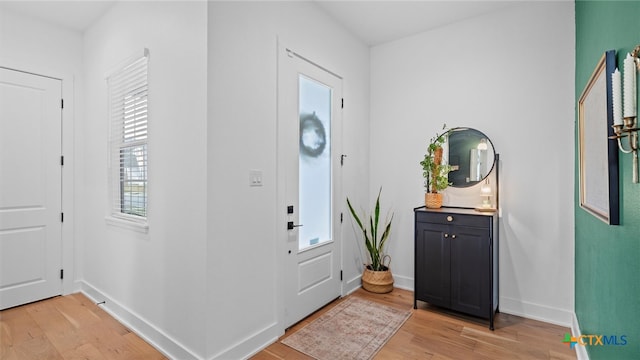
[346, 189, 394, 272]
[346, 197, 364, 232]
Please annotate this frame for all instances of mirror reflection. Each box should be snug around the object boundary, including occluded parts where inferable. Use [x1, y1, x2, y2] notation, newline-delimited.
[445, 127, 495, 187]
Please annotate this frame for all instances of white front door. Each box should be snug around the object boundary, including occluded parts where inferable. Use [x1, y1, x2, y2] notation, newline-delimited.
[278, 44, 343, 328]
[0, 68, 62, 310]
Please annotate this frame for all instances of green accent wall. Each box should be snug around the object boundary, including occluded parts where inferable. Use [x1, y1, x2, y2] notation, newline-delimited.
[576, 1, 640, 359]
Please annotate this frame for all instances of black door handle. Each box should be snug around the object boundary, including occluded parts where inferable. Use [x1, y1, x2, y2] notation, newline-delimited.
[287, 221, 303, 230]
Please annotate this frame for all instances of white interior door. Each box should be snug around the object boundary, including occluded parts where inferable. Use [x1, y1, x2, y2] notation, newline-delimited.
[278, 45, 343, 328]
[0, 68, 62, 310]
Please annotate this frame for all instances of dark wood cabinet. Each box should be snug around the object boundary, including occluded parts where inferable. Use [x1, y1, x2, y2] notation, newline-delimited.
[414, 207, 498, 330]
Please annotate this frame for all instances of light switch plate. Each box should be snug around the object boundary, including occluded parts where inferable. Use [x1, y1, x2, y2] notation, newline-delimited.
[249, 170, 263, 187]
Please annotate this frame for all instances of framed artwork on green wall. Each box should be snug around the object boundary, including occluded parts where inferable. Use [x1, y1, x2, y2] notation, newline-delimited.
[578, 50, 620, 225]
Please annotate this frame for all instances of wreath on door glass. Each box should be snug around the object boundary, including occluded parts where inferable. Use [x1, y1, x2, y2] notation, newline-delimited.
[300, 112, 326, 158]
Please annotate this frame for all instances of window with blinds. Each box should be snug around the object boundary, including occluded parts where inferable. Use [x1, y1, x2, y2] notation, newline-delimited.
[108, 52, 148, 220]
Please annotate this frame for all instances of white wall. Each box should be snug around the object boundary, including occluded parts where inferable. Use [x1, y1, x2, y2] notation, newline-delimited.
[206, 1, 370, 358]
[3, 1, 369, 358]
[81, 2, 208, 358]
[0, 5, 82, 300]
[370, 2, 575, 326]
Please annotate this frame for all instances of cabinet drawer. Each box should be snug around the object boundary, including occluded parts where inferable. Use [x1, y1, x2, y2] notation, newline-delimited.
[415, 211, 491, 228]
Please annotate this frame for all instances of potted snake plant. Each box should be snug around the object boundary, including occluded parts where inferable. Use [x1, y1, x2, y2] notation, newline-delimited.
[346, 188, 394, 293]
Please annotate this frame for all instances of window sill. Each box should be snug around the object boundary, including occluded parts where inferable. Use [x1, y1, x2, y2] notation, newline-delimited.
[105, 215, 149, 234]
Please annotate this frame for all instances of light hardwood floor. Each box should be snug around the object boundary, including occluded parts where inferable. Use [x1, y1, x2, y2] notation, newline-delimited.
[0, 293, 167, 359]
[1, 288, 576, 359]
[254, 288, 577, 360]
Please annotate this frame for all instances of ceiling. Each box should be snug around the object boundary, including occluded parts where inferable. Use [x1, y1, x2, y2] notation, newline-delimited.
[0, 1, 116, 32]
[314, 1, 515, 46]
[1, 0, 516, 46]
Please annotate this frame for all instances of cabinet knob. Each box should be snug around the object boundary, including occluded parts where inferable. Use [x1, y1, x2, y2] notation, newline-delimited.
[451, 234, 457, 239]
[446, 215, 453, 222]
[444, 233, 449, 238]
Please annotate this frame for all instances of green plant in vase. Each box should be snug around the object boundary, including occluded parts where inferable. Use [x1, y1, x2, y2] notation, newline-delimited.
[346, 188, 395, 293]
[420, 124, 452, 208]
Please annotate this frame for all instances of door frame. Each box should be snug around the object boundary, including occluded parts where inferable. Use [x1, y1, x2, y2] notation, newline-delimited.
[0, 65, 75, 298]
[275, 41, 344, 333]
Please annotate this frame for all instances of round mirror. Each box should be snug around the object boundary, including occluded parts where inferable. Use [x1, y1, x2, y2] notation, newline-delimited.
[444, 127, 495, 187]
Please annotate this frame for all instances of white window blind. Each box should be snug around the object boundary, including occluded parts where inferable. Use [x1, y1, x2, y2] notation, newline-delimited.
[108, 52, 149, 220]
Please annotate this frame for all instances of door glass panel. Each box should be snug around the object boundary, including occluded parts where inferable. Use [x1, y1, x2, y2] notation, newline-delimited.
[298, 75, 332, 251]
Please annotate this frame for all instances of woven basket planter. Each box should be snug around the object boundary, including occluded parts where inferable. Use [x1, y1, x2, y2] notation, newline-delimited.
[362, 266, 394, 294]
[425, 192, 443, 209]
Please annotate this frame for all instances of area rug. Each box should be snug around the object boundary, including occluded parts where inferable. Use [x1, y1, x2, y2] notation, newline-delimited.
[281, 297, 412, 360]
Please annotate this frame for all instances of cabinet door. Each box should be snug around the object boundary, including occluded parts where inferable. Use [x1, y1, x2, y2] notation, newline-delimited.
[415, 222, 450, 308]
[450, 226, 490, 318]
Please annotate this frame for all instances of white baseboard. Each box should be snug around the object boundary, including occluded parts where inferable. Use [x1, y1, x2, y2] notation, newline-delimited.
[208, 322, 280, 360]
[392, 273, 414, 291]
[499, 296, 573, 327]
[572, 312, 590, 360]
[80, 281, 201, 360]
[80, 281, 291, 360]
[345, 274, 362, 295]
